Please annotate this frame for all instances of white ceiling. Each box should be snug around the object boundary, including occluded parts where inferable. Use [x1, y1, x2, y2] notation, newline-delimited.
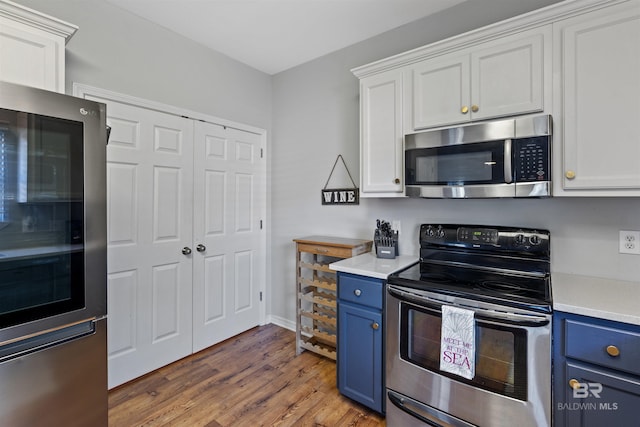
[103, 0, 466, 75]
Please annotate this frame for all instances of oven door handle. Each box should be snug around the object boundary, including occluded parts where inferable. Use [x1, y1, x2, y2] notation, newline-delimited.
[388, 390, 476, 427]
[388, 286, 550, 327]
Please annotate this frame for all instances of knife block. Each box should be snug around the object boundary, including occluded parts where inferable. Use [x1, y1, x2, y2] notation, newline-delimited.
[374, 230, 398, 259]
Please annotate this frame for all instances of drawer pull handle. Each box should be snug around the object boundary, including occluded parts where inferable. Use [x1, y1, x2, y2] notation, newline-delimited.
[354, 289, 362, 297]
[606, 345, 620, 357]
[372, 322, 380, 330]
[569, 379, 580, 390]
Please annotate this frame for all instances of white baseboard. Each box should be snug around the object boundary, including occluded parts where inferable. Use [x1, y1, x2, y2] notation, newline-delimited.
[267, 315, 295, 332]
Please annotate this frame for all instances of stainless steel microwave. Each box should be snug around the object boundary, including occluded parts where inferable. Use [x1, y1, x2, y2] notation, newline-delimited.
[405, 115, 552, 198]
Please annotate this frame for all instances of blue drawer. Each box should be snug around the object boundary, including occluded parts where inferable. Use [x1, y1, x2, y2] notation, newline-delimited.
[565, 318, 640, 376]
[338, 273, 383, 310]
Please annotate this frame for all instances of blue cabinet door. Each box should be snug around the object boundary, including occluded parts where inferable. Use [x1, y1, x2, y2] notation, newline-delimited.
[554, 312, 640, 426]
[337, 300, 383, 413]
[559, 362, 640, 426]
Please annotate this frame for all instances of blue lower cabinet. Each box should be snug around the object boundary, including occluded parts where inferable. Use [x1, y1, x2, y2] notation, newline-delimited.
[553, 311, 640, 426]
[337, 272, 384, 414]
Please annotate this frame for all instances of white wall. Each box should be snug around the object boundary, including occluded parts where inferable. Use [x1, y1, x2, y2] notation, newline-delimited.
[15, 0, 272, 130]
[270, 0, 640, 325]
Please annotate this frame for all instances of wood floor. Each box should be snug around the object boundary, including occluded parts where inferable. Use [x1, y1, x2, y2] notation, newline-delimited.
[108, 324, 386, 426]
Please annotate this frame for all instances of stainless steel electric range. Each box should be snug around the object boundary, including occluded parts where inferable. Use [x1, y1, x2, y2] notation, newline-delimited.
[386, 223, 551, 427]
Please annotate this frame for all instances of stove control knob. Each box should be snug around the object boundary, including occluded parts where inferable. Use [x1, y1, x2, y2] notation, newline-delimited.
[529, 234, 541, 246]
[515, 233, 526, 245]
[426, 226, 435, 237]
[436, 226, 445, 238]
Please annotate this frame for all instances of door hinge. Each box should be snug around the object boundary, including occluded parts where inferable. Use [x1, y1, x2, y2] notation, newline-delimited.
[260, 291, 263, 302]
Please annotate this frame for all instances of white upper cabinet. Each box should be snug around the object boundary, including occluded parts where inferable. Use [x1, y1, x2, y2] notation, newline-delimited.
[410, 26, 550, 131]
[359, 69, 404, 197]
[0, 0, 77, 93]
[411, 53, 470, 129]
[354, 0, 638, 198]
[553, 0, 640, 196]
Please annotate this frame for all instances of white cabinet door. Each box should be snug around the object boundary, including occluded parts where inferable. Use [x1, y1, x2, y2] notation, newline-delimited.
[409, 26, 549, 131]
[360, 70, 404, 196]
[471, 28, 547, 121]
[554, 0, 640, 195]
[101, 100, 194, 388]
[192, 121, 264, 352]
[0, 3, 76, 92]
[412, 54, 470, 129]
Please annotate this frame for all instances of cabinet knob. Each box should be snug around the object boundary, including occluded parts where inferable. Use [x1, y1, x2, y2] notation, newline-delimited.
[565, 170, 576, 180]
[354, 289, 362, 297]
[471, 104, 479, 113]
[461, 106, 469, 114]
[569, 378, 580, 390]
[372, 322, 380, 330]
[394, 178, 401, 184]
[196, 244, 206, 252]
[606, 345, 620, 357]
[182, 247, 192, 255]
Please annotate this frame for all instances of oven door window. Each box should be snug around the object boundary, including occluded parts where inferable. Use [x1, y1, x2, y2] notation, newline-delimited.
[0, 108, 85, 328]
[406, 140, 506, 185]
[400, 303, 528, 401]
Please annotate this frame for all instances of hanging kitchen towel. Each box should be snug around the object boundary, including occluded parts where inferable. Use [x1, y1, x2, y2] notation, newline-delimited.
[440, 305, 476, 380]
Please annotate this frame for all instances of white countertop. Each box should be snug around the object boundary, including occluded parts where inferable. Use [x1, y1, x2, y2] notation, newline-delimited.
[329, 252, 418, 279]
[552, 272, 640, 326]
[330, 255, 640, 326]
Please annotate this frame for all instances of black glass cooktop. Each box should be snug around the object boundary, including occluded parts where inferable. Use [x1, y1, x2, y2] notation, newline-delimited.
[389, 261, 551, 313]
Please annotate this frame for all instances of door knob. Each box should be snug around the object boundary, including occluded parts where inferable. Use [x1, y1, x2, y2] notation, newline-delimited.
[182, 247, 192, 255]
[196, 244, 206, 252]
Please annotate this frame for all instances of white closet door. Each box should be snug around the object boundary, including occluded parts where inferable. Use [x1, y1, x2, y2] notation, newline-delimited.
[192, 121, 265, 352]
[98, 99, 194, 388]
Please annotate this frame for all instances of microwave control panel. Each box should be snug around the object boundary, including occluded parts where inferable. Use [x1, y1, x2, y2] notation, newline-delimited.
[514, 137, 550, 182]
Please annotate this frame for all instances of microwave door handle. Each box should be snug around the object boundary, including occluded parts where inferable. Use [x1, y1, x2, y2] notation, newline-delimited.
[504, 138, 513, 184]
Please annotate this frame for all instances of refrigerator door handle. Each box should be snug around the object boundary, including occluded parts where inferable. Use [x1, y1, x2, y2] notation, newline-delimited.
[0, 319, 96, 362]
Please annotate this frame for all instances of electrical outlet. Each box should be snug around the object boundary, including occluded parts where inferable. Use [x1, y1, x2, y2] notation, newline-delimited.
[619, 230, 640, 254]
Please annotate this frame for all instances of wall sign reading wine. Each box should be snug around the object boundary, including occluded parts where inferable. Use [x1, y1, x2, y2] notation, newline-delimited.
[321, 155, 359, 205]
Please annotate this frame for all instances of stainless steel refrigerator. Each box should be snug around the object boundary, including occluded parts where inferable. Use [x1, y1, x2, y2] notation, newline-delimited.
[0, 81, 108, 426]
